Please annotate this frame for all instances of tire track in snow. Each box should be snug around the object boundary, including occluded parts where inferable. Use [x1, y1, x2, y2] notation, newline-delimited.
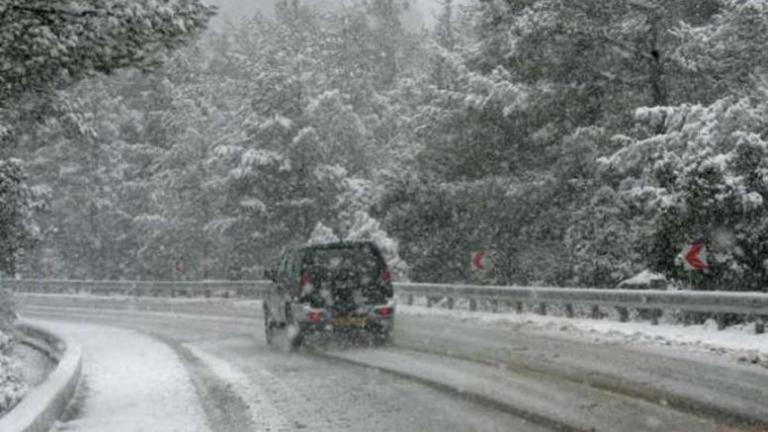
[181, 343, 294, 432]
[22, 304, 557, 431]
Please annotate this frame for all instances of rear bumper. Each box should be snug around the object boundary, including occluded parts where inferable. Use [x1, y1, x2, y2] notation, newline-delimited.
[289, 300, 396, 335]
[300, 315, 394, 335]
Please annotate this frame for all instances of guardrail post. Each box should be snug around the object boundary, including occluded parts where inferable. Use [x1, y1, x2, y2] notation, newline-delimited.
[682, 311, 692, 326]
[565, 304, 574, 318]
[469, 299, 477, 312]
[616, 307, 629, 323]
[537, 302, 547, 316]
[650, 309, 661, 325]
[756, 317, 765, 335]
[716, 314, 726, 330]
[591, 305, 601, 319]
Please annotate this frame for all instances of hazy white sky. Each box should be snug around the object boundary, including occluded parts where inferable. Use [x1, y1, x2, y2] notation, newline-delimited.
[204, 0, 271, 24]
[203, 0, 455, 29]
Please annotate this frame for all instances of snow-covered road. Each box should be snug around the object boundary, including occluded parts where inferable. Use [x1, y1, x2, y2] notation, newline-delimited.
[42, 321, 210, 432]
[20, 302, 545, 432]
[15, 294, 768, 432]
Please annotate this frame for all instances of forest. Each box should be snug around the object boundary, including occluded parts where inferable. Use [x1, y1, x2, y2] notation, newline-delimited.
[2, 0, 768, 293]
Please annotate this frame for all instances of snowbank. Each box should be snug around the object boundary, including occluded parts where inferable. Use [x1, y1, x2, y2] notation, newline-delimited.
[0, 321, 82, 432]
[617, 270, 667, 288]
[183, 344, 291, 431]
[399, 305, 768, 367]
[0, 330, 28, 417]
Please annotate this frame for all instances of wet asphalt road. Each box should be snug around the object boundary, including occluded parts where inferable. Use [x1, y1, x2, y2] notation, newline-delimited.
[15, 294, 768, 432]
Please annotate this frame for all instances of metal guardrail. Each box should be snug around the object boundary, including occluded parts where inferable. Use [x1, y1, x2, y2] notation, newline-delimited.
[6, 279, 768, 334]
[396, 282, 768, 333]
[4, 279, 272, 298]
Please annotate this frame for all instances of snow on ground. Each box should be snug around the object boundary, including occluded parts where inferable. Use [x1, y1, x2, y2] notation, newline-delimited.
[10, 342, 54, 387]
[33, 320, 211, 432]
[183, 343, 291, 432]
[617, 269, 666, 288]
[398, 305, 768, 367]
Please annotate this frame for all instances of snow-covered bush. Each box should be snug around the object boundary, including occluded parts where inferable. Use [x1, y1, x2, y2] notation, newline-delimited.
[0, 331, 27, 416]
[0, 286, 15, 329]
[564, 186, 649, 287]
[0, 160, 32, 415]
[0, 159, 39, 276]
[0, 287, 25, 416]
[344, 211, 409, 280]
[307, 213, 409, 280]
[307, 222, 340, 245]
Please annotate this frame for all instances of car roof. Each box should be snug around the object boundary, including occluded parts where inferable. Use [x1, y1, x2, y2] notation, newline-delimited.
[299, 241, 378, 252]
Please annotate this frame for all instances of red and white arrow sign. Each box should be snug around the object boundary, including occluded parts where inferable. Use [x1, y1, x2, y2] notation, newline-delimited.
[471, 249, 486, 271]
[681, 240, 707, 271]
[174, 259, 184, 275]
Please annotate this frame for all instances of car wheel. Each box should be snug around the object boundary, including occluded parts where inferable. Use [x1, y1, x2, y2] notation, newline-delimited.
[264, 307, 275, 346]
[290, 331, 304, 350]
[285, 304, 304, 350]
[266, 322, 276, 346]
[372, 330, 392, 347]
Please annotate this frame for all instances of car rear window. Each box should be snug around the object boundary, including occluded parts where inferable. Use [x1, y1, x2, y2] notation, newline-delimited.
[302, 244, 385, 273]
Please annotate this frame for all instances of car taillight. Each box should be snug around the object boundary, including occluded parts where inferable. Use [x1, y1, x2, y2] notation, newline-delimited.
[300, 274, 314, 295]
[306, 309, 324, 322]
[380, 270, 392, 284]
[375, 306, 394, 317]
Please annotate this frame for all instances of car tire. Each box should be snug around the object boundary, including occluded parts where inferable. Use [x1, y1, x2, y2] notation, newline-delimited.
[264, 306, 275, 346]
[265, 317, 276, 346]
[266, 322, 276, 346]
[290, 331, 304, 350]
[285, 304, 303, 350]
[372, 330, 392, 347]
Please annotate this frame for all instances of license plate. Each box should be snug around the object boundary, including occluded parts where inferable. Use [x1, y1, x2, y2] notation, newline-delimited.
[331, 317, 367, 327]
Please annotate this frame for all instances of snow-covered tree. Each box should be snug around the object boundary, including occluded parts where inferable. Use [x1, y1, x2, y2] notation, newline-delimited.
[14, 0, 768, 294]
[601, 93, 768, 291]
[564, 186, 649, 287]
[344, 211, 408, 280]
[673, 0, 768, 97]
[0, 159, 38, 275]
[0, 162, 30, 416]
[0, 0, 214, 106]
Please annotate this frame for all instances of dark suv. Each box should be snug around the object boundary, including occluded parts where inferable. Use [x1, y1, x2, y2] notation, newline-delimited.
[263, 241, 395, 348]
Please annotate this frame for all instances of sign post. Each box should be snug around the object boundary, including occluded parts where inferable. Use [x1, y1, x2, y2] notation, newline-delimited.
[172, 258, 184, 297]
[678, 239, 708, 324]
[470, 248, 495, 311]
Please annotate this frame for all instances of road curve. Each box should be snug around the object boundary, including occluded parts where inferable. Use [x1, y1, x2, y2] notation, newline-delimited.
[17, 300, 547, 432]
[15, 294, 768, 432]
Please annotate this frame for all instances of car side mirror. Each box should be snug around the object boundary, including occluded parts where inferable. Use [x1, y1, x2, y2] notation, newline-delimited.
[264, 269, 277, 282]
